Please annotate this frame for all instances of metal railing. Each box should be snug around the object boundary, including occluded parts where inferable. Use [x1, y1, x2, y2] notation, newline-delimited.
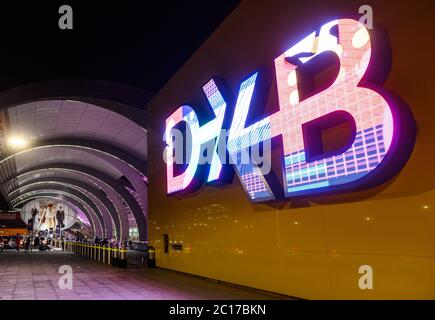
[50, 238, 156, 268]
[58, 240, 128, 268]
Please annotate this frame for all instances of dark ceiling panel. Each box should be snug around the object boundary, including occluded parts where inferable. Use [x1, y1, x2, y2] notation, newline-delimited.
[0, 1, 240, 93]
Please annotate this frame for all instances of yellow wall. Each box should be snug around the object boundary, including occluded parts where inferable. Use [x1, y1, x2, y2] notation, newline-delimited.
[147, 0, 435, 299]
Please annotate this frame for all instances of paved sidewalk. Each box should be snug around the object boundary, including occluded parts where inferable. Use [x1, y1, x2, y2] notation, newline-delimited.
[0, 250, 288, 300]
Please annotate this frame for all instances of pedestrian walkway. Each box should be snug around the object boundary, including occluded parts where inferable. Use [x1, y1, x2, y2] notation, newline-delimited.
[0, 250, 289, 300]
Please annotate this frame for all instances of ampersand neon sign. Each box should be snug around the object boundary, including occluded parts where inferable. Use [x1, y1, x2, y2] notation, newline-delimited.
[164, 18, 416, 202]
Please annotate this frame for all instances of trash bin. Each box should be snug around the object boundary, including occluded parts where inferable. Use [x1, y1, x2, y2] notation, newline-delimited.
[147, 246, 156, 268]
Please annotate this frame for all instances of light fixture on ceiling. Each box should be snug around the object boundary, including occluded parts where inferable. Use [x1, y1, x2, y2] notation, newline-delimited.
[7, 136, 28, 149]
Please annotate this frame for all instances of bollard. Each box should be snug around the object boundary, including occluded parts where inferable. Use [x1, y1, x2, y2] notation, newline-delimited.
[111, 244, 118, 266]
[147, 245, 156, 268]
[118, 245, 127, 269]
[102, 246, 106, 264]
[105, 246, 109, 263]
[92, 244, 95, 260]
[107, 246, 112, 265]
[98, 246, 102, 262]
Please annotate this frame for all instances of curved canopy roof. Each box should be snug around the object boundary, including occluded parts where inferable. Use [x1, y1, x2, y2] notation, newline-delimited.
[0, 99, 148, 241]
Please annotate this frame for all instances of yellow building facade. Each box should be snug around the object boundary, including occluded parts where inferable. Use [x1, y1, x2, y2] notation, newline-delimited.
[147, 0, 435, 299]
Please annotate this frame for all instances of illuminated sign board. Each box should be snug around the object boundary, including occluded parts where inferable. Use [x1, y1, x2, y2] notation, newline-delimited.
[164, 18, 415, 202]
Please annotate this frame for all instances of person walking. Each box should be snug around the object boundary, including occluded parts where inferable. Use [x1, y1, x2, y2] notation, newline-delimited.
[34, 236, 40, 248]
[61, 237, 65, 251]
[24, 237, 31, 252]
[15, 236, 21, 252]
[31, 207, 38, 223]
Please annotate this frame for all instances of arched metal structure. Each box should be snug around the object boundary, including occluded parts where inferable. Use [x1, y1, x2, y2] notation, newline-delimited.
[0, 82, 150, 241]
[4, 163, 147, 241]
[0, 138, 147, 176]
[9, 178, 120, 238]
[0, 79, 151, 128]
[13, 190, 103, 237]
[4, 167, 131, 240]
[12, 186, 107, 237]
[14, 193, 99, 237]
[9, 177, 121, 237]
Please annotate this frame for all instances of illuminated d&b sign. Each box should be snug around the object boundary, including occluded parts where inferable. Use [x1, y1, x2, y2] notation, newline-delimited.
[164, 18, 415, 202]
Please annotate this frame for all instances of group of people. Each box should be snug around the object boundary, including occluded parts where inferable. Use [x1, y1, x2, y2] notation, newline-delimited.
[14, 235, 56, 252]
[73, 236, 133, 249]
[30, 204, 65, 232]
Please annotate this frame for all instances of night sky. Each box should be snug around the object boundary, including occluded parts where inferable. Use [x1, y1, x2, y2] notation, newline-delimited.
[0, 1, 240, 94]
